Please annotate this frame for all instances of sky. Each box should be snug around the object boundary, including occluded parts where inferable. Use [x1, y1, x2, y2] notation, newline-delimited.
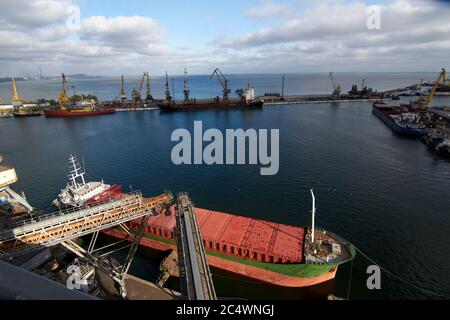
[0, 0, 449, 77]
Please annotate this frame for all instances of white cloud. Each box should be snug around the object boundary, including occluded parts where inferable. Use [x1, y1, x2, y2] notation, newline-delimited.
[213, 0, 450, 72]
[246, 0, 296, 19]
[0, 0, 449, 75]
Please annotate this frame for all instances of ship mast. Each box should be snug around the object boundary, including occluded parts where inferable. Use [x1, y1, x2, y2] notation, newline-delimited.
[68, 154, 86, 188]
[310, 189, 316, 243]
[165, 71, 172, 101]
[183, 68, 190, 102]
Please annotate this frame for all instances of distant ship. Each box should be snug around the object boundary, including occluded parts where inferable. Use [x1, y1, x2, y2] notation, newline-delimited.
[158, 68, 264, 112]
[372, 103, 427, 137]
[158, 98, 264, 112]
[13, 110, 43, 117]
[44, 107, 115, 118]
[43, 73, 115, 118]
[52, 155, 122, 209]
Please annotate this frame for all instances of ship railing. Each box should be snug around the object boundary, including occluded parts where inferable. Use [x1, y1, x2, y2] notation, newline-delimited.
[0, 191, 142, 231]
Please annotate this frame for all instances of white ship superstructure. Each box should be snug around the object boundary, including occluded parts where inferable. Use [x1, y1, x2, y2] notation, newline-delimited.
[52, 155, 110, 208]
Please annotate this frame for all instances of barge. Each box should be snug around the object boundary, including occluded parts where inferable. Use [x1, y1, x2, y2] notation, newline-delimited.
[372, 103, 427, 137]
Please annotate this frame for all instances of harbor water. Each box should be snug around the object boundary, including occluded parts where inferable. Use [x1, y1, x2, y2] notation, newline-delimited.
[0, 74, 449, 299]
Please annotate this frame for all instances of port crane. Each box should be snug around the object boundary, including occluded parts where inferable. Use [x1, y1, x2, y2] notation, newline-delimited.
[329, 72, 341, 100]
[131, 72, 147, 102]
[11, 78, 22, 106]
[211, 68, 231, 101]
[119, 75, 127, 102]
[419, 68, 447, 107]
[183, 68, 190, 102]
[59, 73, 70, 104]
[145, 72, 153, 101]
[164, 71, 172, 101]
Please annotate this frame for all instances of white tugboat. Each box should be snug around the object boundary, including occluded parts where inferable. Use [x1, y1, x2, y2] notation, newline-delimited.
[52, 155, 122, 208]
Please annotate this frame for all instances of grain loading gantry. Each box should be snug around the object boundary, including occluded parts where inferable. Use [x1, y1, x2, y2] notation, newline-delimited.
[174, 193, 216, 300]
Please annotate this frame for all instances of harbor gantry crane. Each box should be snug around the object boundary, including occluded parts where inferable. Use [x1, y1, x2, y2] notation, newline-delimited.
[211, 68, 231, 101]
[59, 73, 70, 104]
[145, 72, 153, 101]
[418, 68, 447, 107]
[11, 78, 23, 107]
[329, 72, 341, 100]
[164, 71, 172, 101]
[131, 72, 147, 102]
[183, 68, 190, 102]
[119, 75, 127, 102]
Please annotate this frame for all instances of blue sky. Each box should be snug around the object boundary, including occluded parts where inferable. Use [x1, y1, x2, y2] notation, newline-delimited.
[0, 0, 449, 76]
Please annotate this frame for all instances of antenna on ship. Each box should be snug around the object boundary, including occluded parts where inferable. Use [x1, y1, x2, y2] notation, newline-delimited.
[183, 68, 190, 102]
[68, 154, 86, 188]
[310, 189, 316, 243]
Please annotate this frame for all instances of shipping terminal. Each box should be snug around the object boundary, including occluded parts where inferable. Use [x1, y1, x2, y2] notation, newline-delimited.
[0, 155, 355, 300]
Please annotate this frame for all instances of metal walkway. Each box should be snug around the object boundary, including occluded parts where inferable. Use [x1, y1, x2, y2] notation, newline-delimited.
[0, 191, 172, 259]
[175, 193, 216, 300]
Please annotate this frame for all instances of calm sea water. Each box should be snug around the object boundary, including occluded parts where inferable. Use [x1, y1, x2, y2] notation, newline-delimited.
[0, 74, 449, 299]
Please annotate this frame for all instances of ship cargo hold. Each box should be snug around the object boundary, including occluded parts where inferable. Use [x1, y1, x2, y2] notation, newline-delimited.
[372, 103, 427, 137]
[102, 206, 355, 299]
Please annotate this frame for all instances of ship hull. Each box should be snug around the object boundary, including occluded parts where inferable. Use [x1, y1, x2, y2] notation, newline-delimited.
[372, 103, 427, 137]
[13, 112, 43, 117]
[100, 204, 354, 299]
[158, 100, 264, 111]
[44, 108, 116, 117]
[102, 228, 338, 299]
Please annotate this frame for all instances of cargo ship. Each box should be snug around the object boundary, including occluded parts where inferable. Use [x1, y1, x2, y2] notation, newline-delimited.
[43, 73, 115, 118]
[51, 155, 122, 209]
[51, 155, 355, 299]
[102, 192, 355, 299]
[13, 110, 43, 117]
[44, 107, 115, 117]
[158, 69, 264, 112]
[372, 103, 427, 137]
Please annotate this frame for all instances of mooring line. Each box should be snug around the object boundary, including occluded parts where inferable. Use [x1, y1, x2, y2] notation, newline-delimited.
[354, 246, 450, 299]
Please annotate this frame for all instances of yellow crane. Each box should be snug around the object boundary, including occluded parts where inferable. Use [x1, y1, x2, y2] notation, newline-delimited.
[58, 73, 69, 105]
[11, 78, 23, 106]
[329, 72, 341, 100]
[419, 68, 446, 107]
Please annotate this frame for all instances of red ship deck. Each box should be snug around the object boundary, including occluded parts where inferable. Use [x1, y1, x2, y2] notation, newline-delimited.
[145, 206, 304, 263]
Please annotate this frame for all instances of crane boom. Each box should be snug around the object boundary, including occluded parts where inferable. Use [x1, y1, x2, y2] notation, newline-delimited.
[211, 68, 231, 101]
[425, 68, 446, 106]
[59, 73, 69, 104]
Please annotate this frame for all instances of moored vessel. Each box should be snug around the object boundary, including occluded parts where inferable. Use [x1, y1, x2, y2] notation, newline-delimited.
[102, 191, 355, 299]
[51, 154, 122, 209]
[43, 73, 115, 118]
[372, 103, 427, 137]
[158, 69, 264, 112]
